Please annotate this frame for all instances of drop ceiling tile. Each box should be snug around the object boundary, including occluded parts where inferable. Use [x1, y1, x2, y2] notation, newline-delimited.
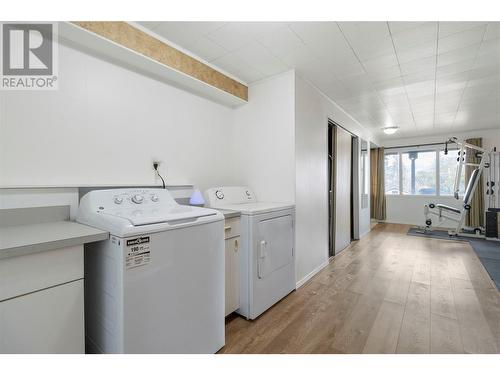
[348, 35, 395, 61]
[436, 88, 463, 102]
[295, 59, 339, 85]
[378, 85, 407, 100]
[462, 88, 499, 105]
[483, 22, 500, 41]
[256, 26, 305, 56]
[338, 22, 390, 41]
[413, 113, 434, 126]
[395, 41, 437, 64]
[388, 111, 414, 124]
[468, 64, 500, 80]
[288, 22, 349, 51]
[278, 44, 317, 68]
[436, 79, 467, 94]
[436, 58, 475, 77]
[153, 22, 227, 47]
[477, 38, 500, 57]
[211, 51, 247, 71]
[371, 76, 405, 90]
[365, 64, 402, 82]
[206, 23, 254, 51]
[389, 22, 428, 34]
[319, 79, 352, 100]
[322, 50, 366, 78]
[402, 70, 436, 85]
[408, 100, 434, 115]
[185, 36, 228, 61]
[362, 53, 399, 74]
[466, 76, 500, 91]
[400, 55, 436, 76]
[392, 22, 438, 51]
[437, 43, 481, 67]
[135, 22, 500, 140]
[231, 42, 288, 77]
[211, 52, 263, 82]
[435, 102, 459, 114]
[439, 22, 487, 38]
[339, 72, 375, 91]
[438, 25, 487, 54]
[382, 94, 411, 109]
[205, 22, 284, 52]
[436, 71, 470, 86]
[236, 68, 266, 83]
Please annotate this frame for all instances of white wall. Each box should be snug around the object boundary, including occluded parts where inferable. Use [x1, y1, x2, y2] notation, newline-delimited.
[385, 195, 460, 226]
[382, 128, 500, 226]
[232, 71, 296, 203]
[0, 42, 235, 191]
[294, 75, 378, 286]
[1, 39, 380, 291]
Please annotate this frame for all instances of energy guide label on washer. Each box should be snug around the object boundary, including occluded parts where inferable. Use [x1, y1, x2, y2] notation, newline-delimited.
[125, 236, 151, 269]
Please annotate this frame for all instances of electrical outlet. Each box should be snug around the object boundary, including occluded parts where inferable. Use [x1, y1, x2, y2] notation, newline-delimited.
[152, 160, 161, 170]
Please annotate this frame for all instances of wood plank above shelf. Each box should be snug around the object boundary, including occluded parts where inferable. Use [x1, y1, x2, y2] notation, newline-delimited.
[58, 22, 248, 108]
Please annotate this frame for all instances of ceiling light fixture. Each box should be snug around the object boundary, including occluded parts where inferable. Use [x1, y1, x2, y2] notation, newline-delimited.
[383, 126, 399, 135]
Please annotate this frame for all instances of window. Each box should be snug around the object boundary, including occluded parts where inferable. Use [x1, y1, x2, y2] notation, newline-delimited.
[384, 147, 465, 197]
[384, 153, 400, 194]
[402, 151, 436, 195]
[439, 150, 466, 196]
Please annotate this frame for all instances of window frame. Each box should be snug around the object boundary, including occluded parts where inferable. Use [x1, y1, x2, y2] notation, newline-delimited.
[383, 151, 401, 195]
[384, 145, 462, 198]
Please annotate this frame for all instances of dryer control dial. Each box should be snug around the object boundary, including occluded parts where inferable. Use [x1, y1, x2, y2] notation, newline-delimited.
[114, 197, 123, 204]
[215, 190, 224, 200]
[131, 194, 144, 204]
[151, 194, 159, 202]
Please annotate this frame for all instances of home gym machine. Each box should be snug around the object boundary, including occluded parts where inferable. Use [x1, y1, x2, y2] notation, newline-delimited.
[423, 137, 500, 239]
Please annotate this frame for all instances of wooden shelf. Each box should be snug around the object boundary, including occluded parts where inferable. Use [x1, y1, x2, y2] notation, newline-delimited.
[56, 22, 248, 108]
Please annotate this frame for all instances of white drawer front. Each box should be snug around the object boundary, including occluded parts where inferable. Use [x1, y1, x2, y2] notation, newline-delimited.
[0, 279, 84, 353]
[0, 245, 83, 301]
[224, 217, 241, 239]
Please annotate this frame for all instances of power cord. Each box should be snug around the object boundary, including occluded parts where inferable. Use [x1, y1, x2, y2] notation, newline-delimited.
[153, 162, 166, 189]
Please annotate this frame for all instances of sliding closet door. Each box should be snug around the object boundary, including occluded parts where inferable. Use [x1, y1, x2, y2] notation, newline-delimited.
[335, 126, 352, 254]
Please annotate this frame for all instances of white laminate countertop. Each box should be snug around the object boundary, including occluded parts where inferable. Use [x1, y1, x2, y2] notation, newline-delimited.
[216, 209, 241, 219]
[0, 221, 109, 260]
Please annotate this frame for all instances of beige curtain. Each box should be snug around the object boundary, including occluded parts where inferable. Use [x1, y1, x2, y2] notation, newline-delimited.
[465, 138, 484, 228]
[370, 147, 386, 220]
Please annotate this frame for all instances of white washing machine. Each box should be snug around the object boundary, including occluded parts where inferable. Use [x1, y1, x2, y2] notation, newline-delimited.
[77, 188, 225, 353]
[205, 186, 295, 320]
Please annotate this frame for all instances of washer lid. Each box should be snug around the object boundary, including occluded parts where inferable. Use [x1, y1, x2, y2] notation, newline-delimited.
[101, 206, 217, 226]
[215, 202, 294, 215]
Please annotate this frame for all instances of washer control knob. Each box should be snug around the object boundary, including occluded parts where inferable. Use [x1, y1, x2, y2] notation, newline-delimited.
[215, 190, 224, 200]
[114, 197, 123, 204]
[151, 194, 159, 202]
[131, 194, 144, 204]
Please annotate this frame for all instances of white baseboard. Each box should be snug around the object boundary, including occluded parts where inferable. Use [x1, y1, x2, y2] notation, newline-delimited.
[359, 228, 371, 238]
[296, 259, 330, 289]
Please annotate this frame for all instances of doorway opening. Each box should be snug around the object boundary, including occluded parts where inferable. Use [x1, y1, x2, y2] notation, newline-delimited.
[328, 120, 359, 258]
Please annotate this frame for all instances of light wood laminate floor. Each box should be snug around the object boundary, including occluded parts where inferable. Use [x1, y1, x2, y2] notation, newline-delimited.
[219, 223, 500, 354]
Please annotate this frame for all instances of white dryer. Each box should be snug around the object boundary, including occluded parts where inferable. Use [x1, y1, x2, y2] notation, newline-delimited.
[205, 186, 295, 319]
[77, 188, 225, 353]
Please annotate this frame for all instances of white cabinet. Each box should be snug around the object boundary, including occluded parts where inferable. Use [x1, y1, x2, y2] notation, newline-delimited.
[0, 245, 84, 353]
[0, 279, 84, 353]
[224, 217, 240, 316]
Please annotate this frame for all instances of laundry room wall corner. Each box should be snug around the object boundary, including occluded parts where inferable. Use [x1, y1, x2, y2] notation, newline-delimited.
[232, 70, 296, 203]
